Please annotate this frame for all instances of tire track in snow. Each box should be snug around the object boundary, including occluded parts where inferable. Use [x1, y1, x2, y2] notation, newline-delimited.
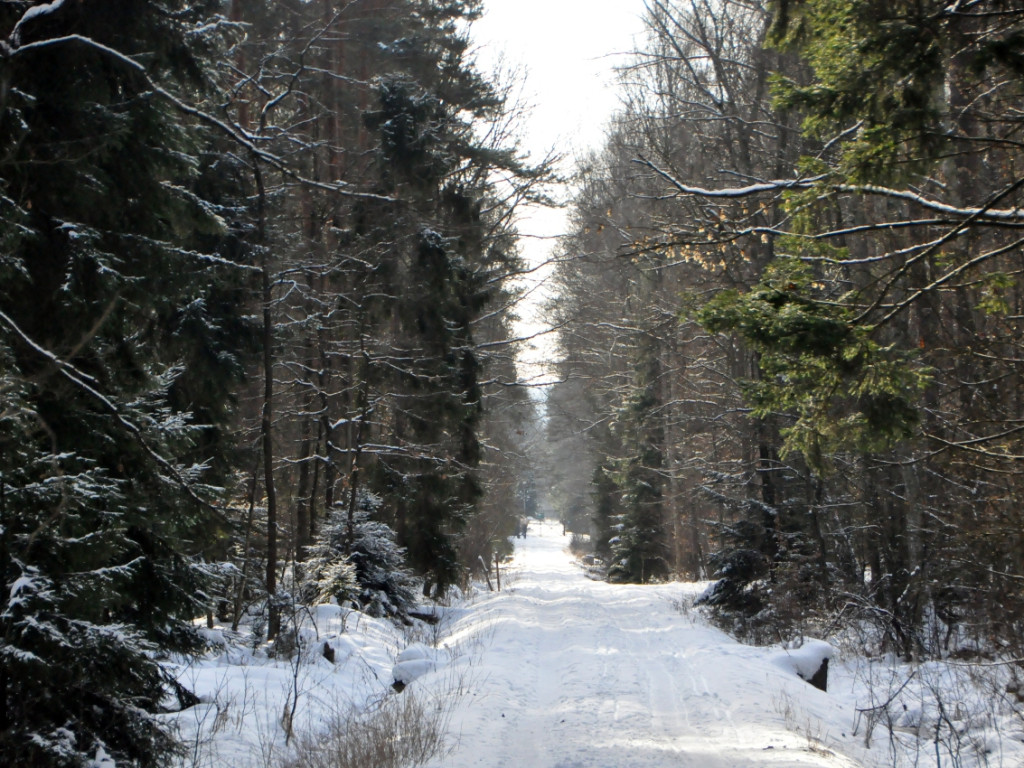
[430, 522, 862, 768]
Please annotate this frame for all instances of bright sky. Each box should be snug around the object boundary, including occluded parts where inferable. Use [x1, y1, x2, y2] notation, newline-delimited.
[469, 0, 650, 381]
[472, 0, 649, 170]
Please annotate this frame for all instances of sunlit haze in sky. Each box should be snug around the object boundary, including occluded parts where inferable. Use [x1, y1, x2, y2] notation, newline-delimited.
[469, 0, 649, 382]
[472, 0, 648, 168]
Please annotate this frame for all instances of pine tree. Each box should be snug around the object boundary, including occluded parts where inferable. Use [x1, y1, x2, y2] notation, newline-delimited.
[682, 0, 1024, 652]
[214, 0, 544, 615]
[590, 464, 620, 563]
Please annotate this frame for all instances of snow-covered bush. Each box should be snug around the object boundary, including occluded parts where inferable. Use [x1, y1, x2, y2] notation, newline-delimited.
[349, 514, 419, 619]
[303, 492, 418, 620]
[302, 519, 360, 608]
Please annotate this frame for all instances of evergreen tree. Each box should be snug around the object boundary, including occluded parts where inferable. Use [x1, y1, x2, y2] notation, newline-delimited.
[590, 463, 620, 563]
[302, 508, 360, 608]
[218, 0, 545, 613]
[608, 332, 671, 583]
[358, 0, 541, 596]
[0, 3, 242, 764]
[684, 0, 1024, 652]
[303, 490, 419, 619]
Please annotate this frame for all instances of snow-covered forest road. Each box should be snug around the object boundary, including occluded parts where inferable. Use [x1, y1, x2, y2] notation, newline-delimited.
[429, 521, 868, 768]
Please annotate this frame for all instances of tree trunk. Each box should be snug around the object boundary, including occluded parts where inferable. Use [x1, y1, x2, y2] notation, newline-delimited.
[232, 453, 261, 632]
[344, 331, 370, 554]
[294, 411, 313, 563]
[255, 159, 280, 642]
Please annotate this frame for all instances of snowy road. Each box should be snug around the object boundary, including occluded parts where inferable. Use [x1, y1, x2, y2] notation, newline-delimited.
[427, 521, 870, 768]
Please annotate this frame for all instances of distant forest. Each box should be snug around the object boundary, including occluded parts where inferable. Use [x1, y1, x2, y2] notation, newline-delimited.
[4, 0, 1024, 766]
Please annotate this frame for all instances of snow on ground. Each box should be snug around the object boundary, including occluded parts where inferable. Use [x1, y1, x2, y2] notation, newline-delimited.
[418, 521, 1024, 767]
[169, 519, 1024, 768]
[165, 604, 408, 767]
[420, 521, 869, 768]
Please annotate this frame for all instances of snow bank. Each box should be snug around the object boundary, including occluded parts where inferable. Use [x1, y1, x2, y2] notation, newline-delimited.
[164, 604, 412, 767]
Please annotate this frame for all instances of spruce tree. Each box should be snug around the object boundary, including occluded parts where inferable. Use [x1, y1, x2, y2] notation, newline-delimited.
[608, 332, 670, 583]
[304, 491, 418, 619]
[358, 0, 538, 596]
[0, 3, 242, 765]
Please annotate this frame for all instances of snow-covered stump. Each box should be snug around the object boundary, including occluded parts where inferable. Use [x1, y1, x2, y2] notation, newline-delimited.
[807, 657, 828, 691]
[771, 639, 834, 692]
[392, 643, 449, 692]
